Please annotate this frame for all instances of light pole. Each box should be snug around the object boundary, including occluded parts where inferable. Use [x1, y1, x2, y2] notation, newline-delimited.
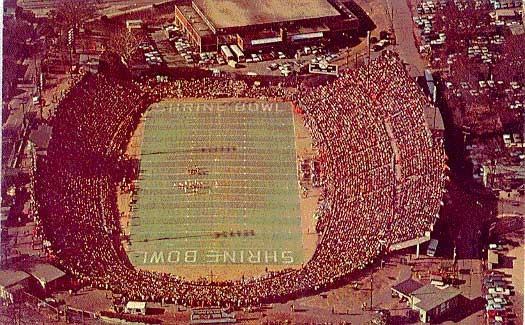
[369, 271, 374, 310]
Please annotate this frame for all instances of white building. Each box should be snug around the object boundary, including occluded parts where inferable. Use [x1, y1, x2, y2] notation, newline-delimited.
[124, 301, 147, 315]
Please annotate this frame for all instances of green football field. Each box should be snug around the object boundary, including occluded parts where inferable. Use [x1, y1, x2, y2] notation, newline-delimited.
[127, 100, 303, 267]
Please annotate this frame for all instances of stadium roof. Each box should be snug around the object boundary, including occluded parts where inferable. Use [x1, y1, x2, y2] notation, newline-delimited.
[192, 0, 341, 30]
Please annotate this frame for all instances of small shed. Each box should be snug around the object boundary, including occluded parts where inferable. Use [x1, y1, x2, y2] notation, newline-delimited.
[0, 270, 30, 304]
[29, 124, 53, 156]
[125, 301, 147, 315]
[126, 20, 143, 32]
[24, 262, 67, 294]
[391, 278, 425, 305]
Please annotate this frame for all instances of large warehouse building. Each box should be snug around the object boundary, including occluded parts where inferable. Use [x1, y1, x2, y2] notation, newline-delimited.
[175, 0, 360, 52]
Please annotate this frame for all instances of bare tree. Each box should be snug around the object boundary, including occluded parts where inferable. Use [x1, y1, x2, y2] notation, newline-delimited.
[50, 0, 97, 32]
[493, 35, 525, 83]
[107, 28, 140, 65]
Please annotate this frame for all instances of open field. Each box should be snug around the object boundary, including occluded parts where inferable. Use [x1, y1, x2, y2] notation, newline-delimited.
[126, 100, 305, 276]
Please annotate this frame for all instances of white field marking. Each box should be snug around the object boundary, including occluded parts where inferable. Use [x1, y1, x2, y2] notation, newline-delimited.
[132, 206, 285, 210]
[139, 171, 296, 176]
[135, 200, 271, 202]
[127, 248, 301, 253]
[142, 128, 293, 135]
[135, 192, 292, 196]
[138, 185, 292, 190]
[131, 233, 300, 240]
[140, 158, 296, 163]
[130, 228, 296, 234]
[136, 178, 297, 182]
[131, 215, 299, 220]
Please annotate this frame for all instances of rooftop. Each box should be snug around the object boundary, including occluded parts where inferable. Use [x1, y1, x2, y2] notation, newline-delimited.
[176, 4, 214, 38]
[24, 262, 66, 284]
[0, 270, 30, 288]
[29, 124, 53, 150]
[391, 278, 425, 296]
[412, 284, 462, 312]
[192, 0, 341, 30]
[126, 301, 147, 309]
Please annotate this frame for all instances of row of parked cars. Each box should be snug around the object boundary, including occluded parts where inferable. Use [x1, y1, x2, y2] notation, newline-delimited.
[174, 36, 196, 64]
[483, 269, 514, 324]
[139, 43, 163, 66]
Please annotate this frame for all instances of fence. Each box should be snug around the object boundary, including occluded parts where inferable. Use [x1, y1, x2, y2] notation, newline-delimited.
[20, 291, 59, 320]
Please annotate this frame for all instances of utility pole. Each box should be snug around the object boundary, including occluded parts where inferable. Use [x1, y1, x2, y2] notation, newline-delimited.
[369, 271, 374, 310]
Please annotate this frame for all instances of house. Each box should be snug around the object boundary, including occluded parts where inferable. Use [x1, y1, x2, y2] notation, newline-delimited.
[24, 262, 67, 295]
[391, 278, 425, 305]
[124, 301, 147, 315]
[126, 20, 143, 32]
[391, 280, 462, 323]
[410, 284, 461, 323]
[0, 270, 30, 304]
[28, 124, 53, 156]
[4, 0, 18, 19]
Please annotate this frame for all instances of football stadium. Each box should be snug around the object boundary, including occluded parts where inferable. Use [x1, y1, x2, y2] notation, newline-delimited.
[36, 50, 446, 307]
[127, 100, 305, 272]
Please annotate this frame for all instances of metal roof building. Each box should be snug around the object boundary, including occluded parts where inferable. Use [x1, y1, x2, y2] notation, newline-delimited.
[175, 0, 360, 52]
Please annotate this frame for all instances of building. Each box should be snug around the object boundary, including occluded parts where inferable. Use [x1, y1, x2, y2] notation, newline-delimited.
[23, 262, 67, 295]
[3, 0, 18, 19]
[391, 278, 425, 305]
[79, 54, 101, 74]
[190, 308, 236, 324]
[28, 124, 53, 157]
[0, 270, 31, 305]
[391, 280, 462, 323]
[126, 19, 143, 32]
[411, 284, 461, 323]
[124, 301, 147, 315]
[175, 0, 359, 53]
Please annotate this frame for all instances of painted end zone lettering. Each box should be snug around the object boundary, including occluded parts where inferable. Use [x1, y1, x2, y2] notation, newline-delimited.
[136, 250, 296, 265]
[156, 102, 286, 113]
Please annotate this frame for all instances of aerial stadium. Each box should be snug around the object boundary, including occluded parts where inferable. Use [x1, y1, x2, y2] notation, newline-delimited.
[35, 49, 446, 308]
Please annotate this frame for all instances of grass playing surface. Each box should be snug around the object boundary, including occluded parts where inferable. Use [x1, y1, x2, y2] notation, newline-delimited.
[127, 100, 304, 267]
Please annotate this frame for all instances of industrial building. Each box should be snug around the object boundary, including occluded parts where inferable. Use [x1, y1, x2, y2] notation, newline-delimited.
[175, 0, 359, 52]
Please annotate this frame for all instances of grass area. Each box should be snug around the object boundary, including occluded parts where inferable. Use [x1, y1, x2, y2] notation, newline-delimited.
[127, 100, 303, 267]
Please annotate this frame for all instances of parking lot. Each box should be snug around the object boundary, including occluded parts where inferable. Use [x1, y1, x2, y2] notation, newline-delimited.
[135, 24, 390, 77]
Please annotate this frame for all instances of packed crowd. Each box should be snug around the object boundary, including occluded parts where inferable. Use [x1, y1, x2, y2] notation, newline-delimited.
[36, 51, 446, 308]
[138, 77, 291, 102]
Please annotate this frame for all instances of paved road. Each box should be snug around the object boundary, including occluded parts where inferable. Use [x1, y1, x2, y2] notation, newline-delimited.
[389, 0, 428, 77]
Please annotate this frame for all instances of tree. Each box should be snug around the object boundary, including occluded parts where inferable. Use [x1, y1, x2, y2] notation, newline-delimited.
[493, 35, 525, 83]
[50, 0, 97, 32]
[107, 28, 140, 65]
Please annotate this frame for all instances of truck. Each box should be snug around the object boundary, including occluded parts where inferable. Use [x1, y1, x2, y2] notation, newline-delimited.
[220, 45, 234, 61]
[426, 239, 438, 257]
[230, 44, 245, 63]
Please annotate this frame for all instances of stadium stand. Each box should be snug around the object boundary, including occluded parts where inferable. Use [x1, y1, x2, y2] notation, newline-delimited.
[36, 51, 446, 307]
